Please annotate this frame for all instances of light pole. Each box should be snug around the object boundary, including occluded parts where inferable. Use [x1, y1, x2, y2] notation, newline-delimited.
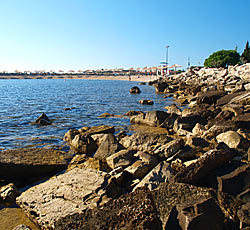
[166, 45, 170, 75]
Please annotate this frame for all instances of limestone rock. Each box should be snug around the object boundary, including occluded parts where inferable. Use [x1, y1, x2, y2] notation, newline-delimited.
[217, 164, 250, 197]
[125, 151, 158, 179]
[129, 86, 141, 94]
[94, 133, 124, 160]
[174, 149, 234, 186]
[154, 139, 185, 159]
[70, 134, 98, 155]
[120, 132, 172, 153]
[139, 99, 154, 105]
[0, 148, 72, 181]
[165, 104, 182, 115]
[237, 203, 250, 229]
[133, 161, 175, 191]
[32, 113, 52, 125]
[54, 187, 162, 230]
[130, 111, 169, 127]
[186, 135, 209, 148]
[13, 225, 31, 230]
[91, 133, 108, 146]
[216, 130, 242, 149]
[166, 197, 226, 230]
[106, 149, 135, 169]
[0, 183, 19, 205]
[81, 125, 115, 136]
[16, 168, 122, 229]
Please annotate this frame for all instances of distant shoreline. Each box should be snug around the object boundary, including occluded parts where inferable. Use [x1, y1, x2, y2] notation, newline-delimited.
[0, 74, 160, 82]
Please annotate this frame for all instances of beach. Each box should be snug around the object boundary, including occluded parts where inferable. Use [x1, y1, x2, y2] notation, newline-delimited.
[0, 74, 161, 82]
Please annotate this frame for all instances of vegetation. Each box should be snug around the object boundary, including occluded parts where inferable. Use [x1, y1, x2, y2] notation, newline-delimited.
[241, 41, 250, 63]
[204, 50, 240, 68]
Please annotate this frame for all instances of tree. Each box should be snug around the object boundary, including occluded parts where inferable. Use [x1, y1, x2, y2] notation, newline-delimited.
[241, 41, 250, 63]
[204, 50, 240, 68]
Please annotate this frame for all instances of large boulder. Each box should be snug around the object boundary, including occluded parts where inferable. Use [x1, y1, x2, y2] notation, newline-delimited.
[70, 134, 98, 155]
[154, 81, 169, 93]
[106, 149, 136, 169]
[166, 197, 226, 230]
[133, 161, 175, 191]
[196, 90, 226, 105]
[120, 133, 172, 153]
[125, 151, 158, 179]
[0, 148, 72, 182]
[174, 149, 234, 186]
[94, 133, 124, 160]
[16, 168, 122, 229]
[53, 187, 162, 230]
[217, 164, 250, 197]
[130, 111, 169, 127]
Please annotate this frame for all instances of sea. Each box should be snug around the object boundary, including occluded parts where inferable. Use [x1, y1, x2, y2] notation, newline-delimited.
[0, 79, 174, 150]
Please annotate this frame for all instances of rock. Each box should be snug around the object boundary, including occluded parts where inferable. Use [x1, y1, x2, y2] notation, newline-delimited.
[94, 133, 124, 160]
[139, 99, 154, 105]
[129, 86, 141, 94]
[124, 110, 143, 116]
[174, 149, 234, 186]
[80, 125, 115, 136]
[165, 104, 182, 115]
[90, 133, 108, 146]
[203, 120, 238, 140]
[168, 145, 196, 162]
[154, 139, 185, 159]
[67, 154, 110, 172]
[0, 148, 72, 182]
[154, 81, 169, 93]
[0, 183, 19, 206]
[166, 197, 226, 230]
[151, 182, 213, 229]
[173, 115, 206, 132]
[13, 225, 32, 230]
[133, 161, 175, 191]
[217, 164, 250, 197]
[120, 133, 172, 153]
[32, 113, 52, 125]
[196, 90, 226, 105]
[54, 187, 162, 230]
[186, 135, 209, 148]
[125, 151, 158, 179]
[16, 168, 122, 229]
[139, 82, 146, 85]
[216, 130, 245, 149]
[98, 112, 114, 118]
[70, 134, 98, 155]
[106, 149, 135, 169]
[63, 129, 79, 144]
[192, 123, 207, 136]
[238, 203, 250, 229]
[130, 111, 169, 127]
[233, 113, 250, 129]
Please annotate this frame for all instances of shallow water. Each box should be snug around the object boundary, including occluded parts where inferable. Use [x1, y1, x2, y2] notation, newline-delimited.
[0, 79, 174, 150]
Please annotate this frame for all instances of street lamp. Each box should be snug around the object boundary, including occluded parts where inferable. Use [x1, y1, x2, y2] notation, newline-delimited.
[165, 45, 170, 75]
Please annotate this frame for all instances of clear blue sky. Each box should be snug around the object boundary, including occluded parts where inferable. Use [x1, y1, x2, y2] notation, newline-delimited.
[0, 0, 249, 72]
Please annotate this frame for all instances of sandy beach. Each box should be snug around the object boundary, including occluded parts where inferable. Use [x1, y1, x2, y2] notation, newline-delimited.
[0, 74, 161, 82]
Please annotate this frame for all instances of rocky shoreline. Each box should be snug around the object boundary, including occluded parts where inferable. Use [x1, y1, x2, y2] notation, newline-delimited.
[1, 64, 250, 229]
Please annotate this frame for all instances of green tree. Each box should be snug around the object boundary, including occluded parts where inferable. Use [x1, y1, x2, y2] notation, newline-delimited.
[241, 41, 250, 63]
[204, 50, 240, 68]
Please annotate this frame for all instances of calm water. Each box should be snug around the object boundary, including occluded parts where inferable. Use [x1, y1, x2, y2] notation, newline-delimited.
[0, 79, 174, 150]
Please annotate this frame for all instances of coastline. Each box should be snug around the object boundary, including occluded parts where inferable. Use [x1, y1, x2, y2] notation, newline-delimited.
[0, 74, 161, 82]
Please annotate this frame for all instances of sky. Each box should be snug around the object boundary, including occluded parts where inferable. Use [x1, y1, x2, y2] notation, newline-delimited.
[0, 0, 250, 72]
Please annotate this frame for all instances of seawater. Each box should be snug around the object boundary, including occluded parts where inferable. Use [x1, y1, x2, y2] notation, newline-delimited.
[0, 79, 174, 150]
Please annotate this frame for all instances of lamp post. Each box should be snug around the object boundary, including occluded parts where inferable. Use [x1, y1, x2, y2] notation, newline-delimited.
[165, 45, 170, 75]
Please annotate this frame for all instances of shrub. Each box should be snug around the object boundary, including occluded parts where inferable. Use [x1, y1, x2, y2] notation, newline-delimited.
[204, 50, 240, 68]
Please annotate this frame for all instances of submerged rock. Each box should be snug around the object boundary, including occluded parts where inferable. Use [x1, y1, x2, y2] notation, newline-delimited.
[32, 113, 52, 125]
[129, 86, 141, 94]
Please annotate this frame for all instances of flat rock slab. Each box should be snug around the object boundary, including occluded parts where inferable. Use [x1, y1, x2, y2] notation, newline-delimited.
[16, 168, 120, 229]
[55, 187, 162, 230]
[0, 148, 72, 180]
